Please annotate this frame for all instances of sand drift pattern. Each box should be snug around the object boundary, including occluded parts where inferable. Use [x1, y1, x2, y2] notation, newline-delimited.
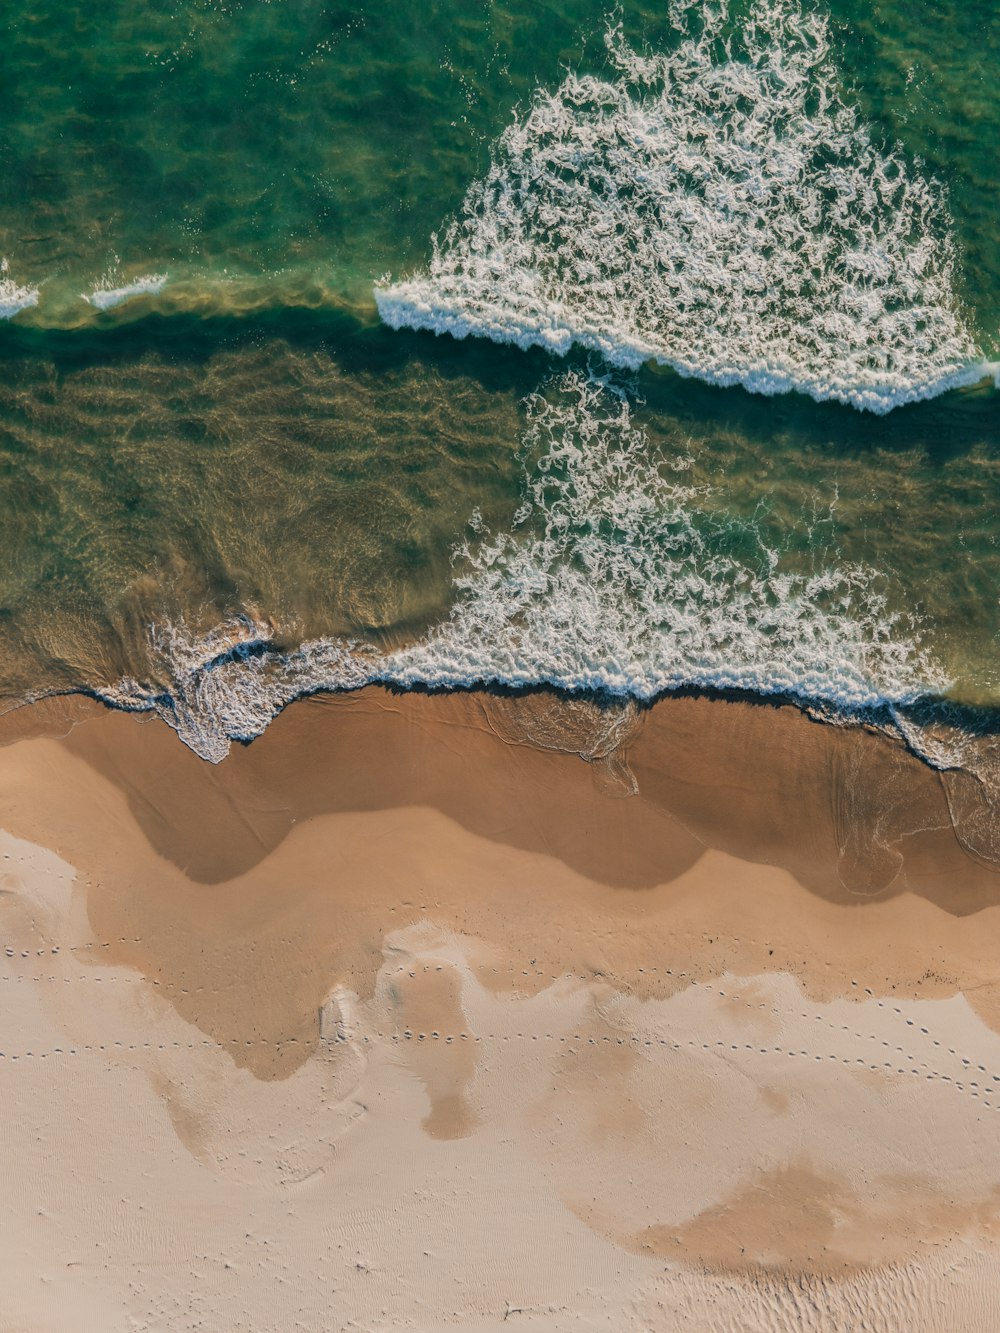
[377, 0, 992, 412]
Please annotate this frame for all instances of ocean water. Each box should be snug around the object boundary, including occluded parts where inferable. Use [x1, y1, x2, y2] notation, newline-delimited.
[1, 0, 999, 775]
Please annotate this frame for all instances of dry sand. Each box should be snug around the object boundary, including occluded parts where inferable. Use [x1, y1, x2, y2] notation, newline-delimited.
[2, 687, 1000, 1330]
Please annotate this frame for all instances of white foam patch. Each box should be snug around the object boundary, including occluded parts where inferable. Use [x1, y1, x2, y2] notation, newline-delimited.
[84, 273, 168, 311]
[389, 369, 945, 700]
[100, 617, 379, 764]
[376, 0, 992, 413]
[102, 370, 946, 761]
[0, 259, 39, 319]
[886, 703, 1000, 868]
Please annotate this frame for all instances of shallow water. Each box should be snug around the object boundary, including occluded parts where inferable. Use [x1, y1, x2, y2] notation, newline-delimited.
[0, 0, 998, 747]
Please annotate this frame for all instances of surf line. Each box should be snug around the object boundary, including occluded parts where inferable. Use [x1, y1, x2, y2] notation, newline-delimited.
[377, 0, 996, 413]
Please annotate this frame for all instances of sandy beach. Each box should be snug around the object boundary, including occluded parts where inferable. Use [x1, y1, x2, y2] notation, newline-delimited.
[2, 687, 1000, 1330]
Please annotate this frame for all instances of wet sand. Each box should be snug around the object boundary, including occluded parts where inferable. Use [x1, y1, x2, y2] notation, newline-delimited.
[2, 687, 1000, 1330]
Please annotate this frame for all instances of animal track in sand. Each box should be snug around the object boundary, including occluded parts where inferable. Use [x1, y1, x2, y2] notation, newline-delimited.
[5, 1028, 998, 1115]
[6, 953, 995, 1086]
[5, 926, 999, 1119]
[376, 1030, 1000, 1114]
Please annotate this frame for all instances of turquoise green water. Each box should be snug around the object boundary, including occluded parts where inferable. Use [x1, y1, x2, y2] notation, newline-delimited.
[2, 2, 997, 334]
[0, 0, 998, 754]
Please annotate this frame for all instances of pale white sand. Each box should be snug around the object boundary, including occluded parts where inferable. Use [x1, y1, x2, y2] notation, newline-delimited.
[2, 692, 1000, 1329]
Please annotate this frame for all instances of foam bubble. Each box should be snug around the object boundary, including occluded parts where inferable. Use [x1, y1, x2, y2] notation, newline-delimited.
[377, 0, 990, 413]
[84, 272, 168, 311]
[388, 369, 946, 701]
[0, 259, 39, 319]
[888, 704, 1000, 868]
[101, 370, 947, 761]
[100, 615, 380, 763]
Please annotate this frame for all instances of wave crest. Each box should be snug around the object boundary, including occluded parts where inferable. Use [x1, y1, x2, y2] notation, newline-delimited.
[0, 259, 39, 320]
[389, 369, 944, 700]
[84, 272, 168, 311]
[101, 616, 378, 763]
[99, 370, 946, 761]
[377, 0, 990, 412]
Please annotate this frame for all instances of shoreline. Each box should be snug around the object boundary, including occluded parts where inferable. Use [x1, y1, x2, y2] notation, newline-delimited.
[3, 684, 1000, 1328]
[8, 672, 1000, 883]
[11, 666, 1000, 798]
[3, 681, 1000, 1024]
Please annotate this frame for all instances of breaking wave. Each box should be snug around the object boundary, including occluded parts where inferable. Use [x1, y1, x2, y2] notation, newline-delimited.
[0, 259, 39, 319]
[100, 368, 946, 761]
[376, 0, 995, 413]
[887, 705, 1000, 870]
[100, 617, 378, 764]
[84, 272, 168, 311]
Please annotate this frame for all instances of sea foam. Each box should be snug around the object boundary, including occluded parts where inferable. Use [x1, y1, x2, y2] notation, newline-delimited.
[102, 370, 946, 762]
[377, 0, 991, 413]
[0, 259, 39, 319]
[100, 617, 379, 764]
[387, 370, 945, 700]
[84, 273, 168, 311]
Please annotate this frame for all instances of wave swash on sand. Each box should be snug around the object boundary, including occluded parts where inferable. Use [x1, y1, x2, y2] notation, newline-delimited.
[101, 368, 945, 762]
[78, 0, 998, 855]
[377, 0, 996, 412]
